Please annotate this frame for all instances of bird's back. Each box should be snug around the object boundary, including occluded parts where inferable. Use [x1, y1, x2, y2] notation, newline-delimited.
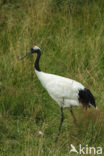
[35, 70, 84, 107]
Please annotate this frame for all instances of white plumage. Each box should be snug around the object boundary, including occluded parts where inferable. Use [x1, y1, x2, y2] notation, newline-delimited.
[35, 69, 84, 108]
[21, 45, 96, 138]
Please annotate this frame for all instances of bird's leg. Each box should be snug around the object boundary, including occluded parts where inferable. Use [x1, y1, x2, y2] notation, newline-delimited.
[58, 107, 64, 133]
[69, 106, 77, 125]
[55, 107, 64, 142]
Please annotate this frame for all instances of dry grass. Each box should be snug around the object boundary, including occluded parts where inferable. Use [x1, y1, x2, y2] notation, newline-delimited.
[0, 0, 104, 155]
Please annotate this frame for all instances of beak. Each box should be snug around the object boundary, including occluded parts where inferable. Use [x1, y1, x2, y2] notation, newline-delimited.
[20, 51, 31, 60]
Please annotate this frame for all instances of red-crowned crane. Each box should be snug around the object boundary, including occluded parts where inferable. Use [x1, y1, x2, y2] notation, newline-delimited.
[21, 46, 97, 137]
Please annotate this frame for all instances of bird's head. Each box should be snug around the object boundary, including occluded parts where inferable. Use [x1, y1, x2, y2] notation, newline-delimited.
[31, 46, 41, 53]
[20, 46, 41, 60]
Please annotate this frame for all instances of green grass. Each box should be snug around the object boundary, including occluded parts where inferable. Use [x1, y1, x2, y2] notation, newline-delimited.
[0, 0, 104, 155]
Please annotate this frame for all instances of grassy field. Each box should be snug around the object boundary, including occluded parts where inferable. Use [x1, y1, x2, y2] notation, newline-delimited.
[0, 0, 104, 155]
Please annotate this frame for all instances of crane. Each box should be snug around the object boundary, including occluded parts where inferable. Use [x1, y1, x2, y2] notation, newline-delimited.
[21, 46, 97, 137]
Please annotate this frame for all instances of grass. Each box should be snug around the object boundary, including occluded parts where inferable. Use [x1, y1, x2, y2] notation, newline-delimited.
[0, 0, 104, 155]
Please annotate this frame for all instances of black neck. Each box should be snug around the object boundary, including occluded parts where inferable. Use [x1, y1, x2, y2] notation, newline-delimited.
[35, 50, 41, 71]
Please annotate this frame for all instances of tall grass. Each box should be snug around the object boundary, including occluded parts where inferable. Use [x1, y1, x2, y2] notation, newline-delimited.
[0, 0, 104, 155]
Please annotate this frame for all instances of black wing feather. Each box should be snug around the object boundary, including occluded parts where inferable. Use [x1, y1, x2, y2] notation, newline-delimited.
[78, 88, 96, 108]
